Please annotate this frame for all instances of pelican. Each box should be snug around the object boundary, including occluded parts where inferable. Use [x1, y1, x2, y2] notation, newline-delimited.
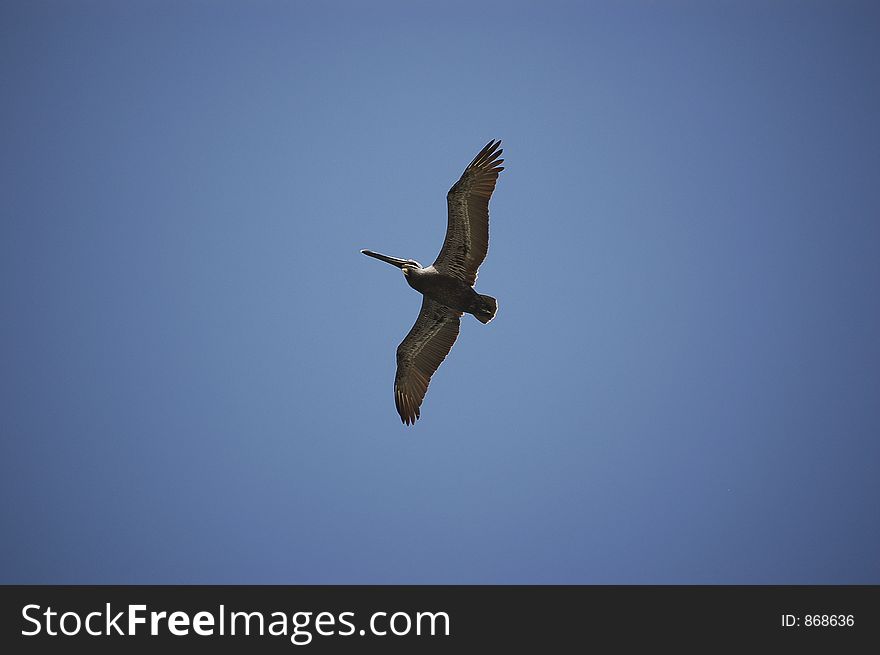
[362, 139, 504, 425]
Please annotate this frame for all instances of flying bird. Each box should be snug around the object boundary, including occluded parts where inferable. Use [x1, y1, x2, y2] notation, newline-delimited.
[362, 140, 504, 425]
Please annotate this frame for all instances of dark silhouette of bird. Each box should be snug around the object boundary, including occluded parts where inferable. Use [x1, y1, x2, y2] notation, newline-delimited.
[361, 140, 504, 425]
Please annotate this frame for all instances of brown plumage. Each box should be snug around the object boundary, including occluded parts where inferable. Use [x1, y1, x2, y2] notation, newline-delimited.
[434, 139, 504, 286]
[362, 140, 504, 425]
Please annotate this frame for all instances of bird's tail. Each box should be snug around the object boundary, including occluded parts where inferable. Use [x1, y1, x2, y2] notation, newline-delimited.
[475, 294, 498, 324]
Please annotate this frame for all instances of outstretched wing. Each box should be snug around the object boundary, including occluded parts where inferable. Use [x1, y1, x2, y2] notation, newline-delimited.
[394, 298, 462, 425]
[432, 140, 504, 286]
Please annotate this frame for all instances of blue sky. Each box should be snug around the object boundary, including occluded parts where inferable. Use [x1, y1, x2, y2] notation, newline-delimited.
[2, 1, 879, 583]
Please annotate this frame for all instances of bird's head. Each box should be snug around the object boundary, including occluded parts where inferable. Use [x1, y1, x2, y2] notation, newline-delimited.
[361, 250, 422, 275]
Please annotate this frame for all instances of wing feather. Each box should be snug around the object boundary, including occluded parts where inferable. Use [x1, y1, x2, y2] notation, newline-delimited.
[394, 298, 462, 425]
[433, 140, 504, 286]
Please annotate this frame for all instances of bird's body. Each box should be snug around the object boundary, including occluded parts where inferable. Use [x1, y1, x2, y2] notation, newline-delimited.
[401, 265, 497, 323]
[361, 140, 504, 425]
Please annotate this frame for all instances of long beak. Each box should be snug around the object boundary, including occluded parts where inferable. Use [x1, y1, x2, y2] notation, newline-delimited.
[361, 249, 408, 269]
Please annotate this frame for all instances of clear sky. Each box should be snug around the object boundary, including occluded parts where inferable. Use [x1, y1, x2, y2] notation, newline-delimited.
[2, 1, 879, 583]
